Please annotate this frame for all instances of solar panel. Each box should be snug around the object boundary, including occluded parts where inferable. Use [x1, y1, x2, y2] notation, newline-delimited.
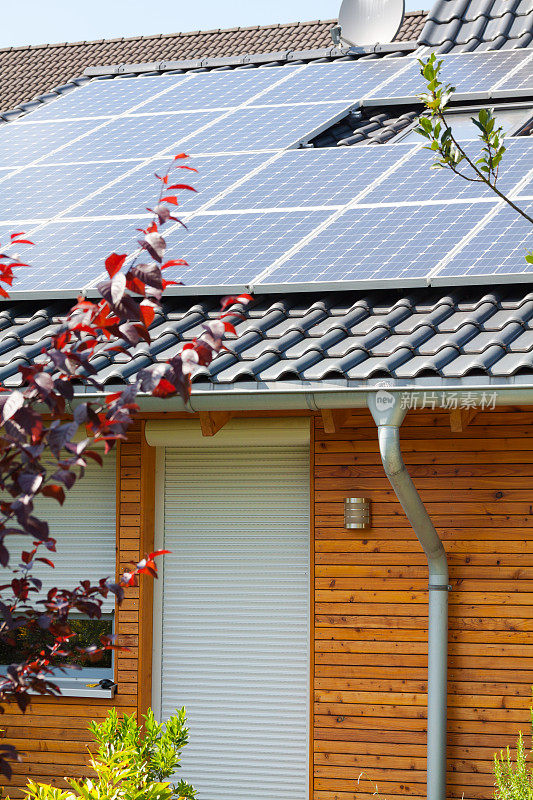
[0, 120, 100, 168]
[364, 137, 533, 205]
[432, 201, 533, 283]
[258, 59, 407, 105]
[256, 202, 496, 287]
[131, 67, 301, 114]
[364, 50, 533, 104]
[182, 103, 351, 153]
[139, 210, 330, 288]
[493, 51, 533, 97]
[39, 112, 220, 163]
[19, 75, 188, 121]
[0, 161, 135, 223]
[209, 144, 417, 210]
[6, 219, 141, 293]
[68, 153, 269, 219]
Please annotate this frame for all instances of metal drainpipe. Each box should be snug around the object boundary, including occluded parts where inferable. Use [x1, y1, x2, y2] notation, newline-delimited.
[368, 393, 449, 800]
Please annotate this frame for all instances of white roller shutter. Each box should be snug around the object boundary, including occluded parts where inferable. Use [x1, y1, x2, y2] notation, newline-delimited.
[158, 445, 309, 800]
[19, 453, 117, 610]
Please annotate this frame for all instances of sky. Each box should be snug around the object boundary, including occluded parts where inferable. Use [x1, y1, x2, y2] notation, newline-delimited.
[2, 0, 424, 49]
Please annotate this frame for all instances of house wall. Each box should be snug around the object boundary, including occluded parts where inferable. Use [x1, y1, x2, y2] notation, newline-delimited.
[312, 406, 533, 800]
[3, 409, 533, 800]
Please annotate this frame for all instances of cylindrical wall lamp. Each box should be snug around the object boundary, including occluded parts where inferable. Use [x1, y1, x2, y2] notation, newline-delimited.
[344, 497, 371, 529]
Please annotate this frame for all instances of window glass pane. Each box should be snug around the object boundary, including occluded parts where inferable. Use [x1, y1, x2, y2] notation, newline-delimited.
[401, 107, 533, 142]
[0, 617, 113, 670]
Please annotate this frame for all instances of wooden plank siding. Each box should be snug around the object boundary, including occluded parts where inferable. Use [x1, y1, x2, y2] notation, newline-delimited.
[313, 406, 533, 800]
[1, 421, 155, 796]
[2, 407, 533, 800]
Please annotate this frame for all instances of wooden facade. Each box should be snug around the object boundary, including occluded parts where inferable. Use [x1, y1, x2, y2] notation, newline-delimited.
[4, 408, 533, 800]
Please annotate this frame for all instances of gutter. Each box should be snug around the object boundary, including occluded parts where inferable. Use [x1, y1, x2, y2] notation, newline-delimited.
[67, 381, 533, 412]
[368, 394, 449, 800]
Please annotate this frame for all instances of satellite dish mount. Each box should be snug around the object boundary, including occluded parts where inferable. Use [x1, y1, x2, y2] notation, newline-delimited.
[331, 0, 405, 48]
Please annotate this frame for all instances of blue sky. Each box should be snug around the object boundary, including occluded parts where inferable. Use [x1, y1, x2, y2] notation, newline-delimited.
[2, 0, 424, 48]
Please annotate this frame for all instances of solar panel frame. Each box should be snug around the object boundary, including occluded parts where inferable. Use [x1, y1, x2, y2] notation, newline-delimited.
[362, 50, 533, 106]
[4, 218, 142, 295]
[0, 161, 139, 224]
[96, 209, 331, 291]
[431, 201, 533, 285]
[0, 119, 104, 168]
[363, 137, 533, 205]
[208, 143, 418, 211]
[16, 74, 190, 121]
[37, 111, 223, 164]
[254, 202, 498, 290]
[180, 102, 354, 153]
[127, 66, 302, 115]
[66, 153, 271, 219]
[252, 58, 409, 106]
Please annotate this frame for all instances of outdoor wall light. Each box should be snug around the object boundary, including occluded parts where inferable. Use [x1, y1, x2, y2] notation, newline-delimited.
[344, 497, 371, 529]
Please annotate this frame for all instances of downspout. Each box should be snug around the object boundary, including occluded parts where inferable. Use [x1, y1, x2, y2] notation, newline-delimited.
[368, 393, 449, 800]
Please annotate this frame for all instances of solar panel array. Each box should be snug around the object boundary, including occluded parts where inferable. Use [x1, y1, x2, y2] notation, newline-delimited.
[1, 48, 533, 297]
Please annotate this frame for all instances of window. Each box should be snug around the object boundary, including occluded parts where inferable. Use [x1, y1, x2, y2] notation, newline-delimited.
[0, 453, 117, 697]
[399, 105, 533, 142]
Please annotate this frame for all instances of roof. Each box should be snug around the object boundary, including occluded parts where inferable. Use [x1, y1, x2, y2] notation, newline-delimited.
[418, 0, 533, 51]
[0, 13, 427, 114]
[0, 286, 531, 391]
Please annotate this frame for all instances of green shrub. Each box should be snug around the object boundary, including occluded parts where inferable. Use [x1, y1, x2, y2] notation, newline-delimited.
[494, 730, 533, 800]
[18, 708, 195, 800]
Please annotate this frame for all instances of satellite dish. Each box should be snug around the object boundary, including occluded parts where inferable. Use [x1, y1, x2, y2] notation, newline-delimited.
[331, 0, 405, 47]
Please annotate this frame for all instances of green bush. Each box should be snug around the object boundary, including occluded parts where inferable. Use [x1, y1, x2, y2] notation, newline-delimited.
[18, 708, 195, 800]
[494, 729, 533, 800]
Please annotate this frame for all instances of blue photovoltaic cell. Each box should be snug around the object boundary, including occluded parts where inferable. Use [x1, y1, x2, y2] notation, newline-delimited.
[1, 161, 134, 222]
[90, 210, 329, 288]
[365, 137, 533, 204]
[69, 153, 268, 218]
[133, 67, 300, 114]
[8, 219, 145, 292]
[434, 202, 533, 281]
[20, 75, 188, 121]
[494, 51, 533, 93]
[259, 202, 495, 285]
[367, 50, 532, 101]
[210, 144, 416, 210]
[0, 120, 100, 168]
[183, 103, 350, 153]
[259, 59, 406, 105]
[40, 112, 219, 163]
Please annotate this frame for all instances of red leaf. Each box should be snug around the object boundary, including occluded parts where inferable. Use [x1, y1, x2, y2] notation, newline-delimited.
[174, 153, 189, 160]
[160, 196, 179, 206]
[154, 173, 168, 184]
[105, 253, 127, 278]
[177, 165, 198, 172]
[153, 378, 177, 398]
[36, 557, 55, 568]
[41, 484, 65, 505]
[166, 184, 197, 192]
[0, 286, 10, 298]
[10, 239, 33, 246]
[161, 259, 188, 269]
[223, 322, 237, 335]
[139, 301, 155, 327]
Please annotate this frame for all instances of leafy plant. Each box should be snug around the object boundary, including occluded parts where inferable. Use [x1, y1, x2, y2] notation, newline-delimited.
[12, 708, 195, 800]
[89, 708, 195, 800]
[0, 145, 252, 776]
[494, 730, 533, 800]
[416, 52, 533, 227]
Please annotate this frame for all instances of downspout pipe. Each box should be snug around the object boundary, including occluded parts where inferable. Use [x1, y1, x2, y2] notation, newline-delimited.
[368, 394, 449, 800]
